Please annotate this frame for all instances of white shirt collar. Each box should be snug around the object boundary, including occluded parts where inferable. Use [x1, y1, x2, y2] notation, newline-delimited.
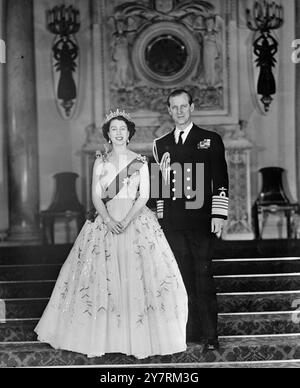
[174, 122, 194, 144]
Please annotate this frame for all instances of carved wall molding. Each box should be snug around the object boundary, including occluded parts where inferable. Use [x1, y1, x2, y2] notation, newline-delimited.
[107, 0, 227, 114]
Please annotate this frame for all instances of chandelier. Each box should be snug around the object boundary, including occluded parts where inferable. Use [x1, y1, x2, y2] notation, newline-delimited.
[47, 5, 80, 36]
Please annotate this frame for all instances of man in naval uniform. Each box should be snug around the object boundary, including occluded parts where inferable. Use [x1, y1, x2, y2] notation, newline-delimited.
[152, 89, 229, 351]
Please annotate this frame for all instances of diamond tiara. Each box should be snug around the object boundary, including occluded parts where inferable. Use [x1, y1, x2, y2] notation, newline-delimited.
[102, 108, 133, 125]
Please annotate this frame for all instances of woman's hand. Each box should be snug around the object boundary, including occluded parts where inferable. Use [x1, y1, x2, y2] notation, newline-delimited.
[119, 218, 130, 231]
[106, 218, 124, 235]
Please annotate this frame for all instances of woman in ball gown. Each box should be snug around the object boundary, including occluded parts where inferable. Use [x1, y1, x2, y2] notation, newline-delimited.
[34, 109, 188, 359]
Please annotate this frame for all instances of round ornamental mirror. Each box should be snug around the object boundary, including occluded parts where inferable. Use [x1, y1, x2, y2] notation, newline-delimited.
[145, 35, 188, 76]
[132, 22, 199, 87]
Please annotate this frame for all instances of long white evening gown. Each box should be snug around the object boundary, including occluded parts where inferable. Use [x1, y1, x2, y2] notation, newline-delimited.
[35, 154, 188, 359]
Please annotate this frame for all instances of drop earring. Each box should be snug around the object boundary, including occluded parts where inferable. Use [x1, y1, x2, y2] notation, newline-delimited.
[108, 139, 112, 144]
[126, 139, 130, 145]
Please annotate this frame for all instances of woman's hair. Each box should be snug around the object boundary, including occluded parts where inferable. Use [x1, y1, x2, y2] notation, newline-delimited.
[102, 115, 136, 142]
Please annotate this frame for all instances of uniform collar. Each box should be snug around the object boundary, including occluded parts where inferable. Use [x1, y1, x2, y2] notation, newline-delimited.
[174, 122, 194, 144]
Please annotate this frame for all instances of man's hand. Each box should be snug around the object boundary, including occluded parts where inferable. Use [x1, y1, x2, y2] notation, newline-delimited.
[211, 218, 226, 238]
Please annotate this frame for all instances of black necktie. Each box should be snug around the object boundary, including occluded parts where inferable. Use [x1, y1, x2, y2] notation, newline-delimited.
[177, 131, 184, 145]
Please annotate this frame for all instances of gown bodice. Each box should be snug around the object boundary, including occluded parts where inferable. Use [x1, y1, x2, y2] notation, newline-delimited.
[96, 154, 147, 222]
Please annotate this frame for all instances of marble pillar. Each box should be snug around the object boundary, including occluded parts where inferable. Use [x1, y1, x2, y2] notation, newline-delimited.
[5, 0, 41, 242]
[0, 0, 8, 240]
[296, 0, 300, 201]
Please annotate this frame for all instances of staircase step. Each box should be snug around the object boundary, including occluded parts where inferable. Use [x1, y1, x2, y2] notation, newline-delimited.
[191, 360, 300, 368]
[218, 312, 300, 335]
[4, 291, 300, 320]
[1, 309, 300, 343]
[1, 274, 300, 299]
[0, 334, 300, 366]
[217, 291, 300, 313]
[0, 244, 72, 265]
[212, 258, 300, 275]
[0, 319, 37, 342]
[0, 265, 61, 281]
[212, 239, 300, 259]
[215, 273, 300, 292]
[0, 281, 55, 299]
[1, 258, 299, 282]
[4, 299, 48, 319]
[0, 240, 299, 264]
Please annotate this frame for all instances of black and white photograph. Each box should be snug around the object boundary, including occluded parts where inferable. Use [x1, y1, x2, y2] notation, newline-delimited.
[0, 0, 300, 372]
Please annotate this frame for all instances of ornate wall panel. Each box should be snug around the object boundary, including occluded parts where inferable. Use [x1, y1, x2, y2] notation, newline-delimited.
[82, 0, 254, 239]
[91, 0, 239, 128]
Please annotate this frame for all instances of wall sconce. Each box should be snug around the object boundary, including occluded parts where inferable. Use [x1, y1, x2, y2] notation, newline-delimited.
[46, 5, 80, 119]
[246, 1, 283, 112]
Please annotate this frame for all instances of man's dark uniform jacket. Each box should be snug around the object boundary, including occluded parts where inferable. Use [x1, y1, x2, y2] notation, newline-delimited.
[153, 124, 229, 230]
[152, 123, 229, 342]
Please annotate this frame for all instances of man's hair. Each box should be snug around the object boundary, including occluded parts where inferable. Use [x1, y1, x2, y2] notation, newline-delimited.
[167, 89, 194, 107]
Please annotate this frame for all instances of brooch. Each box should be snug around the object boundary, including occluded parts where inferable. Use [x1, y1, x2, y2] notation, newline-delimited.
[136, 154, 148, 163]
[197, 139, 211, 149]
